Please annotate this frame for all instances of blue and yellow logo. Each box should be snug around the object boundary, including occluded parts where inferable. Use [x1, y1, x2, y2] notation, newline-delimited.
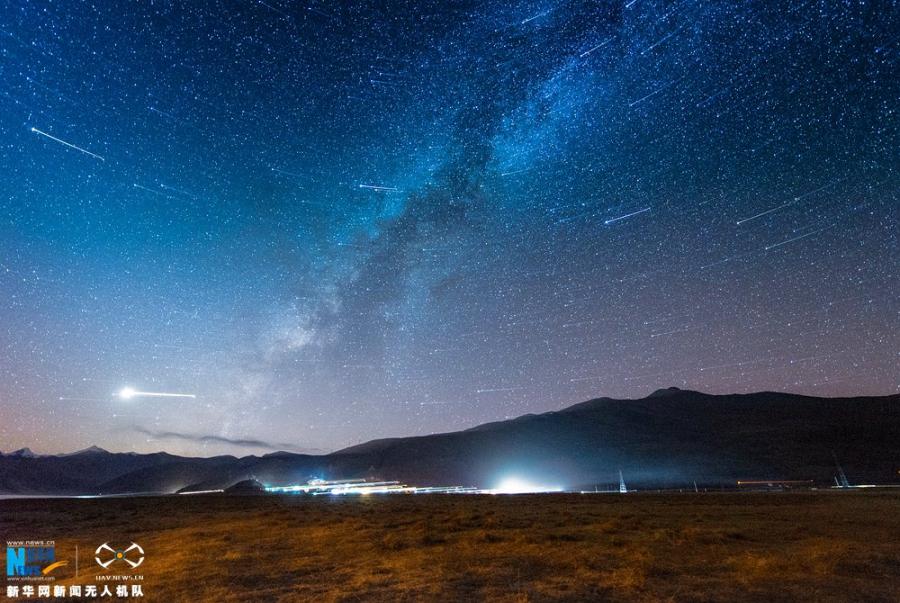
[6, 544, 67, 577]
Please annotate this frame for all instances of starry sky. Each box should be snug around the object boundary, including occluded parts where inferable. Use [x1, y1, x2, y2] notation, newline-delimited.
[1, 0, 897, 456]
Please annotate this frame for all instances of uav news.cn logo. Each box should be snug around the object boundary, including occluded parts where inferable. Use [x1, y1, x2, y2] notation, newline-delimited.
[94, 542, 144, 570]
[6, 541, 67, 578]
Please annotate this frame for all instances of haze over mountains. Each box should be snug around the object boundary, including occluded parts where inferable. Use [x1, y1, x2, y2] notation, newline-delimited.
[2, 388, 898, 495]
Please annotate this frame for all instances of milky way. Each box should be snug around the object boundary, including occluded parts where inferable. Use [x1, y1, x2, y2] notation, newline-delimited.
[1, 1, 897, 455]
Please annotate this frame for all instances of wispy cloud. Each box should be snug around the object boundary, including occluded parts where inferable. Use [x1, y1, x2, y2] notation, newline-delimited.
[132, 426, 323, 454]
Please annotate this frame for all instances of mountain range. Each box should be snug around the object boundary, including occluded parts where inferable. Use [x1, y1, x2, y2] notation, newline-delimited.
[2, 388, 898, 495]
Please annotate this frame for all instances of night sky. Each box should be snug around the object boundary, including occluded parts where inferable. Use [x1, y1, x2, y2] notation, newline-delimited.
[1, 1, 897, 456]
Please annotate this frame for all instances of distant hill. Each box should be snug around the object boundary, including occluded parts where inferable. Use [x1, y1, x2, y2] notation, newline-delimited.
[1, 388, 898, 495]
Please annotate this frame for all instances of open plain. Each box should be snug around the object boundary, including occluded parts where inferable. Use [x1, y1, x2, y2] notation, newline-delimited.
[2, 490, 899, 602]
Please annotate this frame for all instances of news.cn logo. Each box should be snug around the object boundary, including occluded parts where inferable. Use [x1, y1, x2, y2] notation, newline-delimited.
[94, 542, 144, 570]
[5, 541, 67, 578]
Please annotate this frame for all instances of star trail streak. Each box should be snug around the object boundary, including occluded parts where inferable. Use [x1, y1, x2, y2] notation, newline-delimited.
[764, 226, 834, 252]
[29, 127, 105, 161]
[604, 207, 651, 225]
[118, 387, 196, 400]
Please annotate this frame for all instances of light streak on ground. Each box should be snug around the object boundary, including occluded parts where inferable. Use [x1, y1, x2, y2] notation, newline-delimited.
[178, 489, 225, 495]
[265, 478, 478, 496]
[265, 476, 567, 496]
[487, 477, 563, 494]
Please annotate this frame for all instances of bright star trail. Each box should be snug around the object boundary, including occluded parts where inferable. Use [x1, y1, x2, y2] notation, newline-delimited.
[604, 207, 651, 225]
[0, 1, 896, 457]
[29, 127, 105, 161]
[764, 226, 834, 252]
[735, 201, 796, 226]
[580, 36, 615, 58]
[118, 387, 196, 400]
[358, 184, 401, 192]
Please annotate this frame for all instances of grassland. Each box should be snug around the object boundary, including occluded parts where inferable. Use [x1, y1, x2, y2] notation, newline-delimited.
[2, 491, 899, 602]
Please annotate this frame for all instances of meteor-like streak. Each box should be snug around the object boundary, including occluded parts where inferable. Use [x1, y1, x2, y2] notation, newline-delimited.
[640, 25, 685, 55]
[736, 200, 795, 225]
[604, 207, 651, 225]
[30, 127, 105, 161]
[629, 76, 685, 107]
[500, 167, 531, 177]
[358, 184, 400, 192]
[258, 0, 289, 18]
[271, 166, 304, 178]
[521, 9, 551, 25]
[580, 36, 615, 58]
[58, 397, 105, 402]
[764, 225, 832, 251]
[133, 183, 172, 198]
[737, 180, 841, 225]
[118, 387, 195, 400]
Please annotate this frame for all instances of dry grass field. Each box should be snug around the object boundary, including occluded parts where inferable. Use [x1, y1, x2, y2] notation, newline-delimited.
[2, 491, 899, 602]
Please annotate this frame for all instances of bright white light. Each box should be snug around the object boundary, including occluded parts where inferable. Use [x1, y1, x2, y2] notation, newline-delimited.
[492, 477, 562, 494]
[117, 387, 195, 400]
[119, 387, 137, 400]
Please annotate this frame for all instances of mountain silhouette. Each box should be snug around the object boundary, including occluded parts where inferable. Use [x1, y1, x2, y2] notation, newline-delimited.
[1, 389, 897, 495]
